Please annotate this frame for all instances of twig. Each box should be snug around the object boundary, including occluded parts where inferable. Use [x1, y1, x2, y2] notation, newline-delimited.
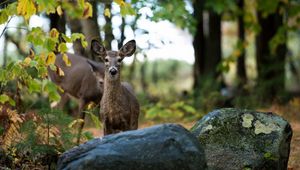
[0, 16, 13, 39]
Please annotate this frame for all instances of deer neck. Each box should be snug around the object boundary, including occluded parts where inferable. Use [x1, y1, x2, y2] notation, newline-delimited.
[103, 71, 122, 101]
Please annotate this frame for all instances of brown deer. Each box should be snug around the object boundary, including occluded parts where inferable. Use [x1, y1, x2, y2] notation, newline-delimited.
[91, 39, 139, 135]
[47, 53, 104, 142]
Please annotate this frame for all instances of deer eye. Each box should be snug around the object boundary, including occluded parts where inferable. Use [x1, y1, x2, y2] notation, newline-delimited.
[117, 58, 122, 62]
[105, 58, 109, 62]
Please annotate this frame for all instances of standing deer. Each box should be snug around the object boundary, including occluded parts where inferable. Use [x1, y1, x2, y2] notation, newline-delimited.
[91, 39, 140, 135]
[48, 53, 104, 143]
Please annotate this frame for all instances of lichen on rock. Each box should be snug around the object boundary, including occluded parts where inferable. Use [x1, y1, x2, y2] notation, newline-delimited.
[254, 120, 280, 135]
[242, 113, 254, 128]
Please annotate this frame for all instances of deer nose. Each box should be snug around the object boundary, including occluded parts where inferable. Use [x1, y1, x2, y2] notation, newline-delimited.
[109, 67, 118, 76]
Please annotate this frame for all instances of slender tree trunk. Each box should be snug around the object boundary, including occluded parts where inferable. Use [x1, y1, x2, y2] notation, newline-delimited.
[49, 12, 66, 53]
[49, 12, 66, 34]
[256, 9, 286, 100]
[237, 0, 247, 86]
[3, 35, 8, 67]
[104, 3, 114, 49]
[118, 17, 126, 49]
[193, 0, 205, 89]
[204, 11, 222, 78]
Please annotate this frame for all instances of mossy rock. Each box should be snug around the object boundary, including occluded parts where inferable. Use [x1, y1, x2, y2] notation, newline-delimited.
[58, 124, 207, 170]
[191, 108, 292, 170]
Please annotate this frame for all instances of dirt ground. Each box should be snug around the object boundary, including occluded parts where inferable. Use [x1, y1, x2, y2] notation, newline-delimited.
[85, 108, 300, 169]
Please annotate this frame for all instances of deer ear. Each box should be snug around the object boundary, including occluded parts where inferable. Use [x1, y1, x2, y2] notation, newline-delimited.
[91, 39, 106, 59]
[119, 40, 136, 57]
[87, 59, 97, 73]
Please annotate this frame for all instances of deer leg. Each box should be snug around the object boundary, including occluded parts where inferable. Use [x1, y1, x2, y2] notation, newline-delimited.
[76, 100, 86, 144]
[56, 92, 70, 110]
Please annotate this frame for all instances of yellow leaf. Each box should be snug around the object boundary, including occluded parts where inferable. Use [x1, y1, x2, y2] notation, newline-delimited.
[83, 2, 93, 19]
[57, 85, 64, 93]
[62, 53, 71, 67]
[87, 102, 96, 110]
[68, 119, 84, 128]
[17, 0, 36, 20]
[46, 52, 56, 65]
[58, 67, 65, 76]
[56, 5, 63, 16]
[104, 8, 111, 18]
[49, 28, 59, 39]
[114, 0, 124, 6]
[23, 57, 31, 66]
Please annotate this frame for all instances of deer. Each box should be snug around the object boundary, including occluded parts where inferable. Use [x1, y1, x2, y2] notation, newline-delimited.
[90, 39, 140, 135]
[47, 53, 104, 143]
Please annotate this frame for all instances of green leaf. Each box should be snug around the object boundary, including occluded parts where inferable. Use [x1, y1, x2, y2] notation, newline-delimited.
[83, 131, 94, 140]
[120, 3, 136, 16]
[0, 10, 9, 25]
[44, 80, 60, 102]
[257, 0, 279, 16]
[0, 94, 15, 106]
[86, 111, 102, 128]
[0, 94, 10, 104]
[58, 43, 68, 53]
[28, 78, 41, 93]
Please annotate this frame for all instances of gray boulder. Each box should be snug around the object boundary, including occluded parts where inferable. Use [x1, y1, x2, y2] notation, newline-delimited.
[57, 124, 207, 170]
[191, 108, 292, 170]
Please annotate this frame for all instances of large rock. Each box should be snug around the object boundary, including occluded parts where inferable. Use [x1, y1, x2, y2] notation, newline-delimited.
[57, 124, 207, 170]
[191, 108, 292, 170]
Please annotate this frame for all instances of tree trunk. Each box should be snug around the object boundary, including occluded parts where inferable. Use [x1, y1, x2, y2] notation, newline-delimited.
[104, 3, 114, 49]
[204, 11, 222, 78]
[256, 9, 286, 100]
[118, 17, 126, 49]
[193, 0, 205, 89]
[80, 1, 102, 61]
[236, 0, 247, 86]
[49, 12, 66, 34]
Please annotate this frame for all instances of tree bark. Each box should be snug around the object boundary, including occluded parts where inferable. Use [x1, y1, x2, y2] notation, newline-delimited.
[204, 11, 222, 78]
[104, 3, 114, 49]
[193, 0, 205, 89]
[236, 0, 247, 86]
[80, 1, 102, 61]
[118, 17, 126, 49]
[256, 9, 286, 100]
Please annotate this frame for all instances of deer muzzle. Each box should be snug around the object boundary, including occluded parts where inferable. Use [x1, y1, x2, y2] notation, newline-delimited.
[109, 66, 118, 76]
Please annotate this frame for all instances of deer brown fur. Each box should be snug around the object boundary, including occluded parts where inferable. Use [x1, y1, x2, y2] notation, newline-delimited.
[48, 53, 104, 142]
[91, 40, 139, 135]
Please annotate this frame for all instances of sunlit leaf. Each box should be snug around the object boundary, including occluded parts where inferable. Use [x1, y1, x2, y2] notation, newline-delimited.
[50, 28, 59, 39]
[62, 53, 72, 67]
[0, 94, 10, 104]
[83, 2, 93, 19]
[57, 5, 63, 16]
[23, 57, 32, 66]
[17, 0, 36, 20]
[114, 0, 125, 6]
[46, 52, 56, 65]
[58, 43, 68, 53]
[104, 8, 111, 18]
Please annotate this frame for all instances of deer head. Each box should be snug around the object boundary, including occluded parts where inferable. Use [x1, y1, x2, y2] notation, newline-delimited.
[91, 40, 136, 80]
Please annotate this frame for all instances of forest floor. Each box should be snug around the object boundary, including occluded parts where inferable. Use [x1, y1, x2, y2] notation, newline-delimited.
[86, 104, 300, 169]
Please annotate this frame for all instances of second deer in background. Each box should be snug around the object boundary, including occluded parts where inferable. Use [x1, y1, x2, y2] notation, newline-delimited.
[91, 39, 140, 135]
